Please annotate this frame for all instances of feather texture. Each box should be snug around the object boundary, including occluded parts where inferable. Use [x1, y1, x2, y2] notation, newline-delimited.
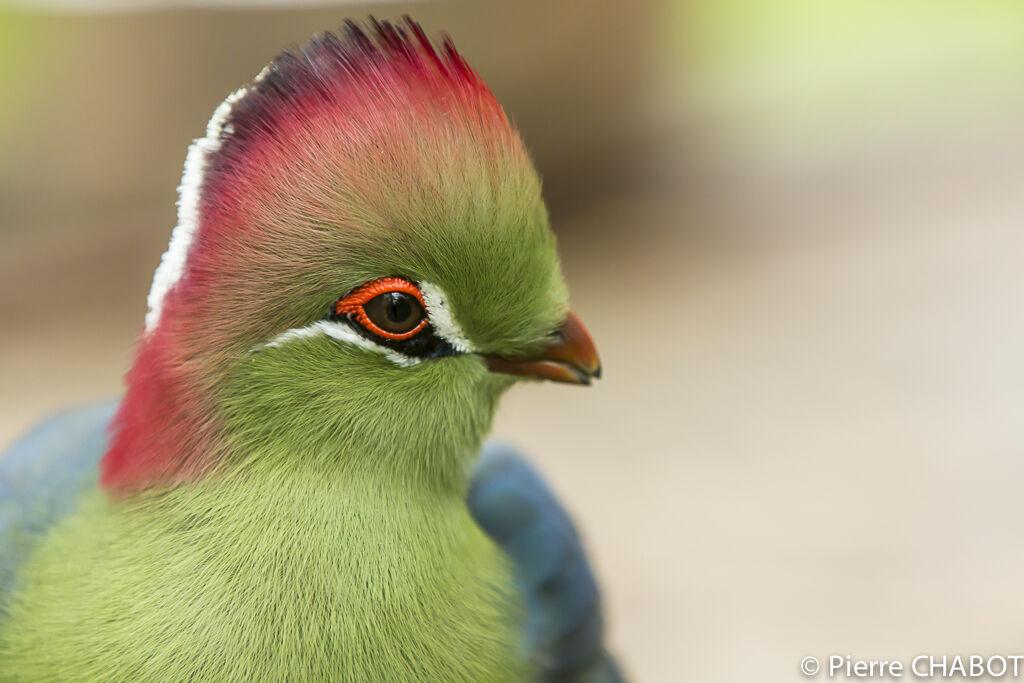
[1, 18, 582, 681]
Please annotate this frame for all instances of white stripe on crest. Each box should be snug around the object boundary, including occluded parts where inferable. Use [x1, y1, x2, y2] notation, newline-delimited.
[144, 86, 248, 334]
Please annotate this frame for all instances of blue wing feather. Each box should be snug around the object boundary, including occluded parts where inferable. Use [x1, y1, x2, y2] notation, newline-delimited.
[0, 400, 117, 614]
[469, 443, 625, 682]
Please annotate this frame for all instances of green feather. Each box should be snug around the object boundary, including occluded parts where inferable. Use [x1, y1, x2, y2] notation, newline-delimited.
[0, 344, 532, 680]
[1, 473, 525, 680]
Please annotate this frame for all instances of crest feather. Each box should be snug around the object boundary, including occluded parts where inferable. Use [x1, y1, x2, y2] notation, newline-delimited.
[145, 16, 507, 336]
[214, 17, 496, 154]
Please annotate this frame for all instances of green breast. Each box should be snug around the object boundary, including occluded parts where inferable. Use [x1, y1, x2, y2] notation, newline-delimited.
[0, 469, 526, 681]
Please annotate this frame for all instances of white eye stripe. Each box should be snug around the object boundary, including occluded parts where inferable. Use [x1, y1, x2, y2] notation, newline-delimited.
[257, 282, 470, 367]
[419, 282, 474, 353]
[261, 321, 419, 367]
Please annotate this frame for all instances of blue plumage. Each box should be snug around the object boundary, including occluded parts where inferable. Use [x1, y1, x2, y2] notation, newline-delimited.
[470, 445, 623, 682]
[0, 401, 117, 614]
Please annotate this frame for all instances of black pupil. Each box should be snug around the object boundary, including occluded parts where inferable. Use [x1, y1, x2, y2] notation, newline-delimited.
[385, 292, 412, 324]
[363, 290, 424, 335]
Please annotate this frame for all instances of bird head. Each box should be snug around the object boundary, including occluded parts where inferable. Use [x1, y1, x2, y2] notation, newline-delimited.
[102, 19, 599, 492]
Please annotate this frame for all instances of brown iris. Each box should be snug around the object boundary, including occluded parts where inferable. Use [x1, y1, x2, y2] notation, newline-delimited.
[363, 291, 425, 336]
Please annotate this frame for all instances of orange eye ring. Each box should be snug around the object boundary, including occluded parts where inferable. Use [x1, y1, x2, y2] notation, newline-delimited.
[335, 277, 429, 340]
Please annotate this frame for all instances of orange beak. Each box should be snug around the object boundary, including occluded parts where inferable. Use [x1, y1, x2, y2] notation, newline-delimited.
[483, 311, 602, 386]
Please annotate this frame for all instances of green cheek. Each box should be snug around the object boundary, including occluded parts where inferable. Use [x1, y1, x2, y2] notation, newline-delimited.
[219, 335, 516, 491]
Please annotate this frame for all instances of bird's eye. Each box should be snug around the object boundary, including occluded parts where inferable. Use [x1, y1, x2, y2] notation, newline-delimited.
[364, 291, 425, 335]
[335, 277, 429, 340]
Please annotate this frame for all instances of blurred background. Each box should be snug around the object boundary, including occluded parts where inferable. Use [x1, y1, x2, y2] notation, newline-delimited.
[2, 1, 1024, 680]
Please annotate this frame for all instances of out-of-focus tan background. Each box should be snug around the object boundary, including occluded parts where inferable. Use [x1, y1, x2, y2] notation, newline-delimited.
[3, 1, 1024, 680]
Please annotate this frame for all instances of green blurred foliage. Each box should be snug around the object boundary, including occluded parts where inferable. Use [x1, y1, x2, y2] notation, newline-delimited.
[667, 1, 1024, 101]
[0, 11, 47, 152]
[662, 0, 1024, 159]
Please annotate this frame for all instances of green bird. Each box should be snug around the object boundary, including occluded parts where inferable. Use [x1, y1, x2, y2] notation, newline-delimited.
[0, 18, 619, 681]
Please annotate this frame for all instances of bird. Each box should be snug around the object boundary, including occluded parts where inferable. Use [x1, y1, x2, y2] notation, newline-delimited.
[0, 18, 620, 681]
